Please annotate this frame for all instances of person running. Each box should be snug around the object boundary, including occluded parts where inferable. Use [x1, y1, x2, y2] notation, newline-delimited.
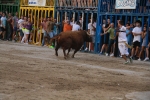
[117, 20, 132, 64]
[138, 26, 148, 61]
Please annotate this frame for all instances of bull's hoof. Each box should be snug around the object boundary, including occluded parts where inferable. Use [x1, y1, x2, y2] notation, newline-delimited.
[64, 56, 67, 59]
[55, 53, 58, 56]
[55, 54, 58, 56]
[66, 54, 70, 57]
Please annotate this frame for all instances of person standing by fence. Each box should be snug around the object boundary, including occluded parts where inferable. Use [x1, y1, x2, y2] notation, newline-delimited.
[7, 13, 13, 41]
[12, 12, 19, 41]
[0, 12, 7, 40]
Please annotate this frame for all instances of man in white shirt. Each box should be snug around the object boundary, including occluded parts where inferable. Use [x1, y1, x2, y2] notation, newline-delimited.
[117, 20, 132, 64]
[131, 20, 142, 59]
[72, 21, 81, 31]
[87, 19, 96, 52]
[18, 15, 25, 41]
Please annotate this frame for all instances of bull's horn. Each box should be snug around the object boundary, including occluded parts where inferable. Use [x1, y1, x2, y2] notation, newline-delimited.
[86, 31, 91, 35]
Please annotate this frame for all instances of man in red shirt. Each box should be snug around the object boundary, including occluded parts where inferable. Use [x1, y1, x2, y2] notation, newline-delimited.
[63, 20, 72, 32]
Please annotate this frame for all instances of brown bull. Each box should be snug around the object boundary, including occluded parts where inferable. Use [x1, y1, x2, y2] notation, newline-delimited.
[50, 30, 92, 59]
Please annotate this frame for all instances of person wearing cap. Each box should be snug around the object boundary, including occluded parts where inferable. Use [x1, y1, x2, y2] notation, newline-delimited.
[63, 20, 72, 32]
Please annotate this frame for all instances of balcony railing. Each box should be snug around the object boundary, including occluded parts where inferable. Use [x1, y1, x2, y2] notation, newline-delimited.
[99, 0, 150, 14]
[55, 0, 98, 10]
[0, 0, 19, 5]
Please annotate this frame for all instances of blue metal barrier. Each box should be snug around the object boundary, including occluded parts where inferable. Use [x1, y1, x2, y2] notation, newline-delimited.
[55, 1, 98, 33]
[55, 0, 150, 56]
[96, 0, 150, 57]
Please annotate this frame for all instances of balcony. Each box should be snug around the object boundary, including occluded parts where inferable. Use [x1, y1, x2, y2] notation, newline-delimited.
[55, 0, 98, 11]
[0, 0, 19, 5]
[98, 0, 150, 15]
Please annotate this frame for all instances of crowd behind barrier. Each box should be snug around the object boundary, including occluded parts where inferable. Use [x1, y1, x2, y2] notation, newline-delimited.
[0, 0, 150, 63]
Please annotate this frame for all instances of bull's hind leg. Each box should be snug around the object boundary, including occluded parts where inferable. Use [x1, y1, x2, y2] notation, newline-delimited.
[63, 48, 67, 59]
[67, 48, 71, 56]
[72, 49, 79, 58]
[55, 44, 60, 56]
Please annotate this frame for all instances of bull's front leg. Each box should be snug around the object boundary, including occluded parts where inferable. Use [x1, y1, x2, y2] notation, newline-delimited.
[55, 44, 60, 56]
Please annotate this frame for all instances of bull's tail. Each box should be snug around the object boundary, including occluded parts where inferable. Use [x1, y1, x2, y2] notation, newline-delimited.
[50, 34, 60, 45]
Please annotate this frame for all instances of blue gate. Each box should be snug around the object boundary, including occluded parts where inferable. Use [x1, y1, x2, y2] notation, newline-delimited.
[95, 0, 150, 57]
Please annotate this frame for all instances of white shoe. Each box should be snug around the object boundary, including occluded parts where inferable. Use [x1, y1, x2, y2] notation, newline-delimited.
[124, 61, 130, 64]
[105, 53, 108, 56]
[24, 43, 28, 45]
[84, 48, 88, 51]
[138, 58, 141, 61]
[110, 53, 114, 57]
[35, 42, 39, 44]
[85, 9, 90, 10]
[144, 57, 149, 61]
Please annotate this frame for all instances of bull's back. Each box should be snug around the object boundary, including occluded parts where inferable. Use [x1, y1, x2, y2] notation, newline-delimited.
[57, 31, 87, 49]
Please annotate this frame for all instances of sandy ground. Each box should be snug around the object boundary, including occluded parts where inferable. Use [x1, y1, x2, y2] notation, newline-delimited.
[0, 41, 150, 100]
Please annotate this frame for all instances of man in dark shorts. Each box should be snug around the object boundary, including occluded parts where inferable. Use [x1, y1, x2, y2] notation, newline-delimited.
[99, 18, 111, 54]
[131, 20, 142, 59]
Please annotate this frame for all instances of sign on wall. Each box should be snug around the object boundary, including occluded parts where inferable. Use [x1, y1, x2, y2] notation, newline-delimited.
[115, 0, 136, 9]
[28, 0, 46, 6]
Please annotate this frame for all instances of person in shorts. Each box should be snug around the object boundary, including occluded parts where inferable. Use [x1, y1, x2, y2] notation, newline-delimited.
[99, 18, 111, 54]
[87, 19, 96, 52]
[0, 12, 7, 40]
[131, 20, 142, 59]
[18, 15, 24, 41]
[138, 26, 148, 61]
[143, 27, 150, 61]
[117, 20, 132, 64]
[42, 20, 54, 47]
[101, 23, 115, 56]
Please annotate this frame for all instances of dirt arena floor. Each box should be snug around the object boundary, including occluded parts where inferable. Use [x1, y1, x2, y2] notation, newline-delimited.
[0, 41, 150, 100]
